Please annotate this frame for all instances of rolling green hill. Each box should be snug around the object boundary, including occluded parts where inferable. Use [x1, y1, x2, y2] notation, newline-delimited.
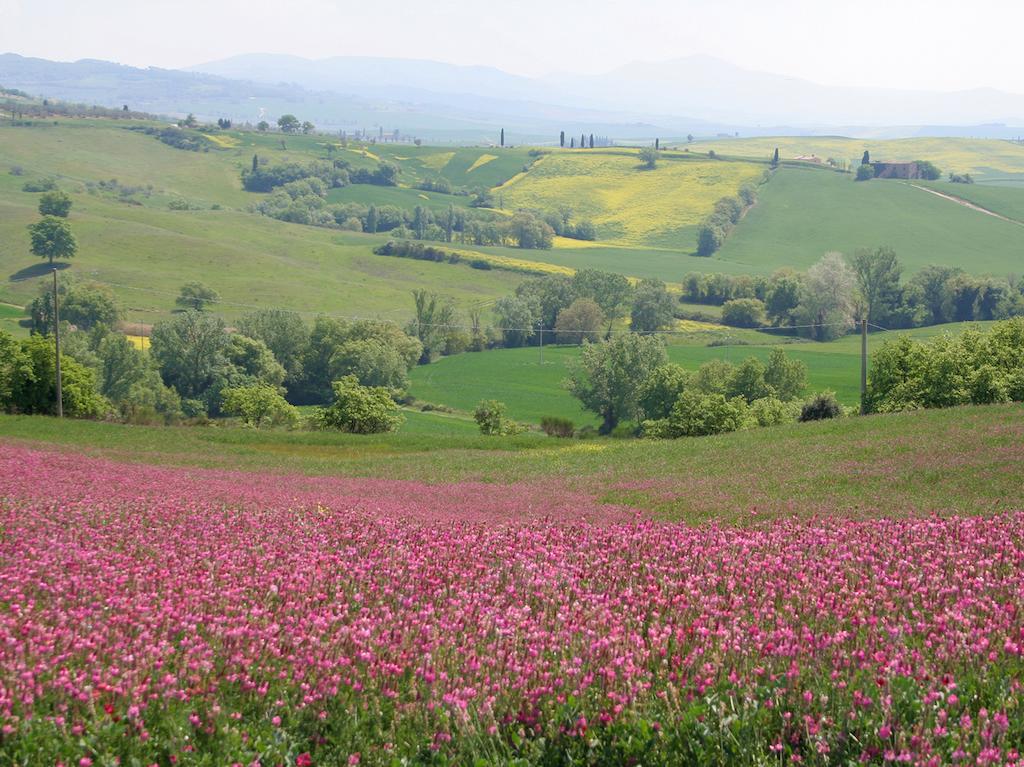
[0, 121, 525, 326]
[3, 115, 1023, 342]
[711, 167, 1024, 275]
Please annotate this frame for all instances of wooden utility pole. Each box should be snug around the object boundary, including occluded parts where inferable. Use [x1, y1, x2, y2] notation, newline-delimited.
[52, 268, 63, 418]
[860, 318, 868, 415]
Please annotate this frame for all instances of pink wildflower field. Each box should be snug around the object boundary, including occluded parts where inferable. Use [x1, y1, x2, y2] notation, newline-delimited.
[2, 444, 1024, 765]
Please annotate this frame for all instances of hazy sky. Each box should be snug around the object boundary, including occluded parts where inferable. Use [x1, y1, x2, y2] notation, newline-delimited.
[2, 0, 1022, 93]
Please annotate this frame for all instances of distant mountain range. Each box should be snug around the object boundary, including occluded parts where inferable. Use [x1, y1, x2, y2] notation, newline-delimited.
[4, 51, 1024, 142]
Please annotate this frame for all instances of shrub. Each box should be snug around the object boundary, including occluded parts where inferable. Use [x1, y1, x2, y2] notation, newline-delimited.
[721, 298, 766, 328]
[22, 177, 58, 193]
[799, 391, 843, 422]
[540, 416, 575, 438]
[645, 391, 747, 438]
[747, 396, 799, 427]
[610, 423, 637, 439]
[313, 375, 403, 434]
[222, 384, 299, 429]
[473, 399, 520, 435]
[856, 163, 875, 181]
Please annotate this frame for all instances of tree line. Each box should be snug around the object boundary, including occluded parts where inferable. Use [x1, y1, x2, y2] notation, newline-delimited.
[682, 250, 1024, 338]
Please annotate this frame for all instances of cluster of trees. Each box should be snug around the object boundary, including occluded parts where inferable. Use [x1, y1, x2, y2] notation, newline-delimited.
[241, 157, 393, 193]
[949, 172, 975, 184]
[487, 271, 687, 348]
[683, 251, 1024, 338]
[556, 132, 612, 149]
[696, 184, 758, 256]
[865, 318, 1024, 413]
[564, 334, 823, 436]
[6, 281, 438, 433]
[130, 126, 213, 152]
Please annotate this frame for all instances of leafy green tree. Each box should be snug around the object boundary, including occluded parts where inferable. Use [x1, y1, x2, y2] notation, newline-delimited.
[38, 190, 72, 217]
[301, 121, 316, 134]
[29, 279, 117, 335]
[516, 275, 577, 331]
[313, 375, 403, 433]
[638, 147, 658, 169]
[236, 309, 309, 384]
[721, 298, 766, 328]
[636, 363, 690, 420]
[795, 252, 858, 341]
[6, 335, 107, 417]
[763, 347, 808, 401]
[856, 163, 875, 181]
[566, 333, 668, 433]
[257, 121, 269, 132]
[850, 246, 902, 326]
[554, 298, 604, 344]
[150, 311, 230, 401]
[630, 278, 675, 333]
[572, 269, 633, 336]
[226, 334, 286, 389]
[908, 265, 962, 325]
[222, 384, 299, 428]
[726, 357, 775, 403]
[691, 358, 735, 395]
[765, 269, 803, 326]
[474, 399, 519, 435]
[296, 317, 421, 403]
[696, 221, 725, 256]
[509, 212, 554, 249]
[175, 282, 220, 311]
[0, 331, 30, 408]
[277, 114, 301, 133]
[493, 295, 539, 348]
[28, 216, 77, 264]
[915, 160, 941, 180]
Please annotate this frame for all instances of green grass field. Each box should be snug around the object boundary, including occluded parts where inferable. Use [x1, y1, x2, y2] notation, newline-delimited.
[2, 402, 1021, 522]
[713, 167, 1024, 275]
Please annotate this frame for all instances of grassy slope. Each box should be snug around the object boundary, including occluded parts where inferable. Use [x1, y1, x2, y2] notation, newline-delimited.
[713, 167, 1024, 274]
[2, 402, 1021, 523]
[408, 322, 995, 423]
[0, 123, 523, 322]
[916, 179, 1024, 223]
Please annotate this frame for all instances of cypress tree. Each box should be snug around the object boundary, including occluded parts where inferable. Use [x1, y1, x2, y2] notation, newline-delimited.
[500, 128, 505, 147]
[655, 138, 660, 150]
[581, 134, 585, 148]
[570, 138, 575, 148]
[252, 154, 258, 173]
[863, 150, 870, 165]
[560, 131, 565, 147]
[772, 147, 779, 166]
[589, 134, 594, 148]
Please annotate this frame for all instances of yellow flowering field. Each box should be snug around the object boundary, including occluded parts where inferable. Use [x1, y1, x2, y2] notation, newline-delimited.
[467, 154, 499, 173]
[497, 151, 763, 246]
